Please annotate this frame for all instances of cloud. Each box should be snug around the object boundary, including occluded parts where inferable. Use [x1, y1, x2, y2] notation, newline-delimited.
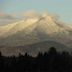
[20, 10, 41, 18]
[0, 13, 5, 17]
[0, 11, 61, 25]
[0, 12, 17, 20]
[0, 12, 19, 25]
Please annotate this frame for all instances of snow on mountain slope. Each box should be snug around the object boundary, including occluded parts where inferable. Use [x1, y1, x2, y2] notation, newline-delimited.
[0, 17, 39, 37]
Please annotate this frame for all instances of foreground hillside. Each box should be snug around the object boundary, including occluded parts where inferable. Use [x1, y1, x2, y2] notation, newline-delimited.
[0, 47, 72, 72]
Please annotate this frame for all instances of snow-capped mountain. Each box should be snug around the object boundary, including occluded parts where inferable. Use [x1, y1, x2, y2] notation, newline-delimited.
[0, 12, 72, 56]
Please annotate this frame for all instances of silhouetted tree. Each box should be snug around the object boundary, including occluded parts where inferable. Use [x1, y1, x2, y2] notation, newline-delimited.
[0, 47, 71, 72]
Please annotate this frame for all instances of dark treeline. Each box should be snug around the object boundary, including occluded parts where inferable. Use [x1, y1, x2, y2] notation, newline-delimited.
[0, 47, 72, 72]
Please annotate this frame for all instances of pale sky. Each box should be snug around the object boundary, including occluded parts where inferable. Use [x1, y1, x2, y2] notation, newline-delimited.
[0, 0, 72, 23]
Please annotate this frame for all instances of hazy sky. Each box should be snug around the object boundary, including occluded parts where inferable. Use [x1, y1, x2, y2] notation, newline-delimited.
[0, 0, 72, 23]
